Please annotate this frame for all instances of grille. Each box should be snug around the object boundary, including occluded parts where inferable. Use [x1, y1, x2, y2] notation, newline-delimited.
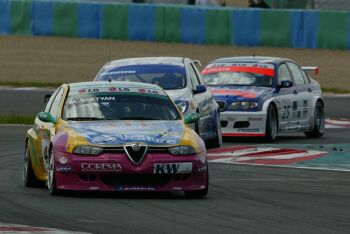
[124, 144, 147, 165]
[216, 101, 226, 111]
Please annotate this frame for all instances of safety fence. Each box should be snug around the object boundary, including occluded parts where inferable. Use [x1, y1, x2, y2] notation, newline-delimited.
[0, 0, 349, 49]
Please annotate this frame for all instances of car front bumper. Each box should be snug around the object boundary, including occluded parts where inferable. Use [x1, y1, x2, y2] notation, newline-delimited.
[53, 151, 208, 192]
[220, 111, 267, 137]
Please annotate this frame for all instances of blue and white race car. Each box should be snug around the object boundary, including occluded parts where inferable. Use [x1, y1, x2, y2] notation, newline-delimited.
[201, 56, 325, 141]
[94, 57, 222, 148]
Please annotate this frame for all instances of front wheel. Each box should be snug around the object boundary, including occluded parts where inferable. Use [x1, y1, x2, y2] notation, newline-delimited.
[206, 112, 222, 149]
[47, 148, 60, 195]
[265, 105, 278, 142]
[305, 101, 325, 138]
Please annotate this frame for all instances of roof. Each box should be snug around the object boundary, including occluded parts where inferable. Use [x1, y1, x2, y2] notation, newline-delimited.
[211, 56, 294, 64]
[108, 57, 186, 67]
[67, 81, 163, 91]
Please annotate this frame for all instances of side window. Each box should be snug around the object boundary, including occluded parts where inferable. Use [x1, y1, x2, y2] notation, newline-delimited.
[44, 88, 60, 112]
[301, 70, 310, 84]
[49, 88, 64, 118]
[287, 62, 306, 85]
[278, 63, 292, 84]
[189, 64, 200, 89]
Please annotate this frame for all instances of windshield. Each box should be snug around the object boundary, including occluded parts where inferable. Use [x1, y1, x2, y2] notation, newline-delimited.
[95, 64, 186, 90]
[202, 63, 275, 87]
[62, 88, 181, 121]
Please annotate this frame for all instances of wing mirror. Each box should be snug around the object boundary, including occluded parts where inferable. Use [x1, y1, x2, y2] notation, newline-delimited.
[184, 112, 200, 124]
[37, 112, 56, 124]
[193, 84, 207, 95]
[44, 94, 51, 103]
[280, 80, 293, 88]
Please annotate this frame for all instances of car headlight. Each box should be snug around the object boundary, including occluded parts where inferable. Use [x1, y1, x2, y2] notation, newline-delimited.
[228, 102, 258, 111]
[73, 145, 103, 155]
[168, 146, 196, 155]
[175, 101, 188, 113]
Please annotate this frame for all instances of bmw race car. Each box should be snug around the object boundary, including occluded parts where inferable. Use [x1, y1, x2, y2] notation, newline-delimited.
[24, 81, 208, 197]
[201, 56, 325, 141]
[94, 57, 222, 148]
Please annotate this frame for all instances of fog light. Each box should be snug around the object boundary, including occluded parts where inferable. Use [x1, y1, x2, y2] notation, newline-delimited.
[59, 155, 68, 164]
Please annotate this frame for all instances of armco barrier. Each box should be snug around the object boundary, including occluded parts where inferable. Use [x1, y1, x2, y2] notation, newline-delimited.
[0, 0, 349, 49]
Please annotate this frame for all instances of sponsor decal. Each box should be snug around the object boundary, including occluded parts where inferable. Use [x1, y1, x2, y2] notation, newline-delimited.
[207, 146, 327, 165]
[154, 162, 193, 174]
[81, 163, 122, 172]
[56, 166, 72, 172]
[68, 121, 184, 145]
[70, 87, 165, 96]
[211, 89, 258, 99]
[116, 186, 155, 191]
[68, 95, 117, 105]
[202, 63, 275, 77]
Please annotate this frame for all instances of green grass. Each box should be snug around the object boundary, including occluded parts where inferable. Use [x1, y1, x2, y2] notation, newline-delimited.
[321, 87, 350, 94]
[0, 81, 61, 88]
[0, 114, 35, 125]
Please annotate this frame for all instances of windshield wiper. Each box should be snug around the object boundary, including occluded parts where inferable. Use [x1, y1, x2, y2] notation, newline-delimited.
[66, 117, 113, 121]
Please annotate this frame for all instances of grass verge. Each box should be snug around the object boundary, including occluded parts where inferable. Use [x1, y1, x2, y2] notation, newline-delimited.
[0, 114, 35, 125]
[321, 87, 350, 94]
[0, 81, 60, 88]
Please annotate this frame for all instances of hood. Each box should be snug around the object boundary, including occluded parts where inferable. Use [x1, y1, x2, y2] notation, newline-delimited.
[66, 120, 185, 146]
[165, 88, 191, 102]
[208, 86, 275, 102]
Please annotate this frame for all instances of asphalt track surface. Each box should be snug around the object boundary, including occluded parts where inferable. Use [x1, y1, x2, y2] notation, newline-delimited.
[0, 90, 350, 233]
[0, 89, 350, 119]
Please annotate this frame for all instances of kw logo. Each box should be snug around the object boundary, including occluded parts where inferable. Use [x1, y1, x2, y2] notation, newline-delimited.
[153, 163, 192, 174]
[154, 164, 179, 174]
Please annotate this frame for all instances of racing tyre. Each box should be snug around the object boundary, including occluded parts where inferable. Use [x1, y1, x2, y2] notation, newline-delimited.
[206, 112, 222, 149]
[185, 169, 209, 198]
[305, 101, 325, 138]
[265, 105, 278, 142]
[47, 148, 60, 195]
[23, 143, 42, 187]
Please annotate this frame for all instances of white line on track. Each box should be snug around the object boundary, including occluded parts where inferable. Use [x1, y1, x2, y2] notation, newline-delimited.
[212, 178, 335, 182]
[0, 222, 90, 234]
[210, 162, 350, 172]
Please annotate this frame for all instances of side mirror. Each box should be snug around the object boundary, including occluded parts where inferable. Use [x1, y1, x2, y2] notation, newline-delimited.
[184, 112, 200, 124]
[37, 112, 56, 124]
[280, 80, 293, 88]
[193, 84, 207, 95]
[44, 94, 51, 103]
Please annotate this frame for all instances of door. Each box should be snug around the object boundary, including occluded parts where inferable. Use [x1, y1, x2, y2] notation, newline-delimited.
[276, 63, 297, 131]
[286, 62, 313, 130]
[188, 62, 210, 136]
[40, 87, 64, 171]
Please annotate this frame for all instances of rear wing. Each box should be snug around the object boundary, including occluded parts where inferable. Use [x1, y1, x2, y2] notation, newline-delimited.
[302, 66, 319, 76]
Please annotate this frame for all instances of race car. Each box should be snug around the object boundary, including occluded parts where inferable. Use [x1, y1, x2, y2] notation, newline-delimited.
[201, 56, 325, 141]
[94, 57, 222, 148]
[24, 81, 208, 197]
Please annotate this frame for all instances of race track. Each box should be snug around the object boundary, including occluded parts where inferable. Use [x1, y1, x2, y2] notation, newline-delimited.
[0, 127, 350, 233]
[0, 89, 350, 233]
